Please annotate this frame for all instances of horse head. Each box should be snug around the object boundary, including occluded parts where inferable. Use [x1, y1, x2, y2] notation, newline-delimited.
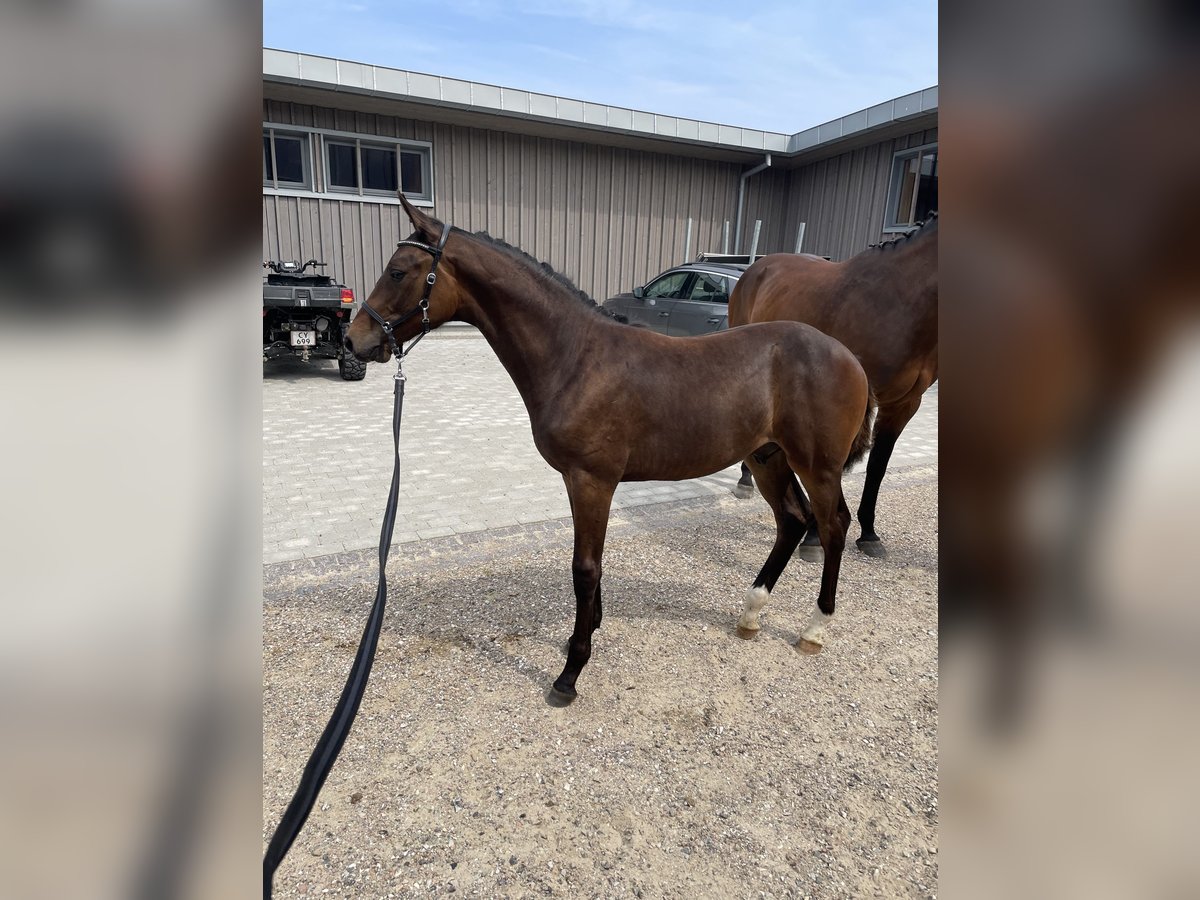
[344, 195, 461, 362]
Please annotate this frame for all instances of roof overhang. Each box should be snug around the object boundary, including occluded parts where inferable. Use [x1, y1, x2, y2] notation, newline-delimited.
[264, 49, 937, 167]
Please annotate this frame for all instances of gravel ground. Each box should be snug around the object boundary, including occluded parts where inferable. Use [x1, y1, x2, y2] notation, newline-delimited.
[263, 466, 937, 899]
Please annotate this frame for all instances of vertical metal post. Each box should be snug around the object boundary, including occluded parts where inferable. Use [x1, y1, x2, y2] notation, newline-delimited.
[683, 217, 693, 263]
[794, 221, 806, 254]
[749, 220, 762, 263]
[722, 221, 730, 255]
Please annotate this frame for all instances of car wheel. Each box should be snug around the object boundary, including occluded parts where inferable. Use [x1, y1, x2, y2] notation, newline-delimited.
[338, 354, 367, 381]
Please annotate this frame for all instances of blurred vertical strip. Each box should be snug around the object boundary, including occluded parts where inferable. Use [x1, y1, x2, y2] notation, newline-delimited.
[943, 0, 1200, 896]
[0, 4, 262, 898]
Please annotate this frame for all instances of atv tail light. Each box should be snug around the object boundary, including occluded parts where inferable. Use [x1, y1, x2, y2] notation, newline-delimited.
[340, 288, 354, 304]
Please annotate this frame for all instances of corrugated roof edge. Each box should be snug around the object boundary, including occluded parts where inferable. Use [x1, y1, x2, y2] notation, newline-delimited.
[263, 48, 936, 158]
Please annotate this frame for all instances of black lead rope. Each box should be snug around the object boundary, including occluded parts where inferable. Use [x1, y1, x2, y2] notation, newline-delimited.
[263, 225, 450, 899]
[262, 365, 405, 899]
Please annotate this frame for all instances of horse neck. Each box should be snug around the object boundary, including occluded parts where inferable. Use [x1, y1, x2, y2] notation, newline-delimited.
[866, 228, 938, 318]
[906, 231, 938, 316]
[449, 238, 599, 410]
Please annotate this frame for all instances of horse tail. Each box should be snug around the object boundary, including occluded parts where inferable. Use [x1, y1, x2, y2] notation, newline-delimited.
[844, 385, 876, 472]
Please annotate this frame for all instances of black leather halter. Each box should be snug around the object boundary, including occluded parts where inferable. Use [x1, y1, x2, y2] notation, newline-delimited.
[359, 221, 452, 359]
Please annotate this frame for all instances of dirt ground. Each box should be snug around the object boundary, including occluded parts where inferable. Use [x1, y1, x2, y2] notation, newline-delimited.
[263, 467, 937, 899]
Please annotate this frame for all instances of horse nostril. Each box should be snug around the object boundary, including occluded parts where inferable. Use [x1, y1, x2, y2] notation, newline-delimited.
[343, 334, 355, 353]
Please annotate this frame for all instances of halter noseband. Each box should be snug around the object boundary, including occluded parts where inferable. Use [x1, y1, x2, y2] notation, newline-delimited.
[359, 221, 452, 360]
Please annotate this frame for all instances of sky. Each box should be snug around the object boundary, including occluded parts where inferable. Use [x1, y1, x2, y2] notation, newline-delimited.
[263, 1, 937, 135]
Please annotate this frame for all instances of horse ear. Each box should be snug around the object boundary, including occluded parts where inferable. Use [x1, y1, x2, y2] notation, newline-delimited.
[398, 192, 440, 241]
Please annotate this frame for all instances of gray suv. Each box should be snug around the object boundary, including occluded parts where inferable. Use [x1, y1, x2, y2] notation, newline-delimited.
[602, 262, 748, 336]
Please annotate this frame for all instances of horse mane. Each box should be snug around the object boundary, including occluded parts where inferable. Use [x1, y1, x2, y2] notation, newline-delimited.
[461, 228, 621, 320]
[867, 210, 938, 252]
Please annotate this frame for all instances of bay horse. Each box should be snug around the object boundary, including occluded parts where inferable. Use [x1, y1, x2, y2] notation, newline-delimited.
[344, 196, 872, 704]
[728, 212, 937, 558]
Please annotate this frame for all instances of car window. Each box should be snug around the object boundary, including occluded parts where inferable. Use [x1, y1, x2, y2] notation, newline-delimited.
[685, 273, 730, 303]
[643, 271, 690, 299]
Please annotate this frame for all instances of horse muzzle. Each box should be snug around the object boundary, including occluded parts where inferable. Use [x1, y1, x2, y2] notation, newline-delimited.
[344, 330, 392, 363]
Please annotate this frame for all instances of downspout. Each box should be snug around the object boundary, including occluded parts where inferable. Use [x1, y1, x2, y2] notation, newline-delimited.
[734, 153, 771, 253]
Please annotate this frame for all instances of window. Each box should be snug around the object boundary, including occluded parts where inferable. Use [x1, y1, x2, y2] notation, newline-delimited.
[262, 123, 434, 203]
[263, 129, 311, 189]
[326, 139, 428, 198]
[644, 271, 690, 299]
[885, 143, 937, 229]
[685, 273, 730, 303]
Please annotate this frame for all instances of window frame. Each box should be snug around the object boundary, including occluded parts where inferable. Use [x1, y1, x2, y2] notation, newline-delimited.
[883, 141, 938, 232]
[263, 128, 313, 191]
[262, 122, 434, 206]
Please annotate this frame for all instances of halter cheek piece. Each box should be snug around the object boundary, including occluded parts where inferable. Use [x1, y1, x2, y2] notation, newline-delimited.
[359, 221, 453, 361]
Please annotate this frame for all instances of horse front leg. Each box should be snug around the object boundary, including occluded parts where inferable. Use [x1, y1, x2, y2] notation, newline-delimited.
[549, 472, 616, 706]
[856, 383, 928, 558]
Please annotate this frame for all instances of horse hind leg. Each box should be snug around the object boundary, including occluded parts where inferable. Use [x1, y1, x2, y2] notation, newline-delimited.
[735, 453, 808, 639]
[794, 490, 824, 562]
[733, 462, 756, 499]
[793, 469, 850, 655]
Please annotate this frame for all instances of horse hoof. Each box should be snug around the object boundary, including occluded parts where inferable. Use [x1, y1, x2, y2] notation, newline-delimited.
[856, 539, 887, 559]
[546, 685, 577, 707]
[732, 482, 755, 500]
[795, 638, 823, 655]
[735, 625, 760, 640]
[794, 544, 823, 563]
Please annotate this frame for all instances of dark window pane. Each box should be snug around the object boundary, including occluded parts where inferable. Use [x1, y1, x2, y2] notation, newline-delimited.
[914, 150, 938, 222]
[361, 145, 397, 191]
[263, 135, 273, 182]
[327, 143, 358, 189]
[400, 151, 424, 196]
[273, 136, 305, 185]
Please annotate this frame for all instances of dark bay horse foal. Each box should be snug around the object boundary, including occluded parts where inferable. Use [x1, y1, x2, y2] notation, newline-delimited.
[729, 213, 937, 558]
[346, 197, 872, 703]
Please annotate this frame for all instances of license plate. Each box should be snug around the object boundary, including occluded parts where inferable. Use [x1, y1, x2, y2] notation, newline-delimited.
[290, 330, 316, 347]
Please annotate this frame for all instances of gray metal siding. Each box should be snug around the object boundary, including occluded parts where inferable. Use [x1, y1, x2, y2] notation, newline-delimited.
[264, 97, 935, 301]
[777, 127, 938, 261]
[265, 99, 743, 304]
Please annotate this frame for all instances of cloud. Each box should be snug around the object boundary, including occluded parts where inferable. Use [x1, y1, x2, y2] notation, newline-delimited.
[265, 0, 937, 133]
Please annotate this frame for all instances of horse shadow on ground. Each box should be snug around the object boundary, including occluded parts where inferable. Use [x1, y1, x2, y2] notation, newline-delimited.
[373, 564, 750, 696]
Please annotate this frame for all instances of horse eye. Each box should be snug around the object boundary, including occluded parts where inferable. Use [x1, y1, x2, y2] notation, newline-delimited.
[390, 270, 406, 282]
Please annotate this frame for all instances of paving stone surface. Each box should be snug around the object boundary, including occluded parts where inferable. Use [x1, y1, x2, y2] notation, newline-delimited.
[263, 330, 937, 563]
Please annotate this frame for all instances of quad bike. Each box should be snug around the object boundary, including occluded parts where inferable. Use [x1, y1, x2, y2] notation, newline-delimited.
[262, 259, 366, 381]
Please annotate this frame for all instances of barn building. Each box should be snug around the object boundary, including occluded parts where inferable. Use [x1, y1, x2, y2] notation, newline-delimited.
[263, 48, 937, 305]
